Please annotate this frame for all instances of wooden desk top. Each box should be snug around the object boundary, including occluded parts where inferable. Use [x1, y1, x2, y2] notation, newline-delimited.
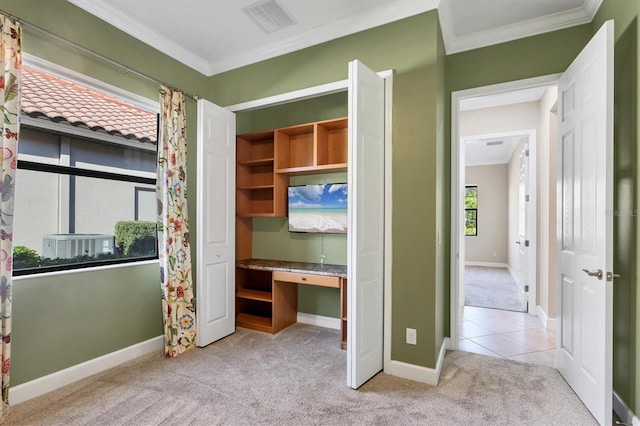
[236, 258, 347, 278]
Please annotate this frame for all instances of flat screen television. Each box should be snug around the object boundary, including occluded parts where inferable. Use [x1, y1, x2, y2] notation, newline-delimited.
[288, 183, 348, 234]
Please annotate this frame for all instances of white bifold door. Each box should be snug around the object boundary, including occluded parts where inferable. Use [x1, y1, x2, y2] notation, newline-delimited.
[347, 59, 386, 389]
[194, 60, 387, 389]
[556, 20, 614, 425]
[195, 99, 236, 347]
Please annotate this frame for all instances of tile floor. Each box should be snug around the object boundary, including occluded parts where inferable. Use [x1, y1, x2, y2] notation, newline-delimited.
[459, 305, 556, 367]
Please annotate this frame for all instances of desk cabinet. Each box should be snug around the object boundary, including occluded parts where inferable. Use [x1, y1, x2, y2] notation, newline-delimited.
[236, 259, 347, 348]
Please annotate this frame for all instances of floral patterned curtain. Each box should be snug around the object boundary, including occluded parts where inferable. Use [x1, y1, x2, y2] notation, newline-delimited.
[0, 15, 20, 419]
[157, 87, 196, 357]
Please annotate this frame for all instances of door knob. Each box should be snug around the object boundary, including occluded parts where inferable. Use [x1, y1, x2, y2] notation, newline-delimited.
[582, 268, 603, 280]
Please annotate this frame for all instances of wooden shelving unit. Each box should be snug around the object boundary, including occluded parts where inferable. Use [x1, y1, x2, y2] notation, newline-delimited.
[275, 118, 348, 175]
[235, 117, 348, 338]
[236, 130, 287, 217]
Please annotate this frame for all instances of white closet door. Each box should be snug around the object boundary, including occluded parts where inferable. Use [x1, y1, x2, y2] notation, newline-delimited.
[196, 99, 236, 347]
[347, 59, 385, 388]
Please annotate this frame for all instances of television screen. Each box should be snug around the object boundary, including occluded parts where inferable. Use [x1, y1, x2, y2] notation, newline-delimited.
[288, 183, 348, 234]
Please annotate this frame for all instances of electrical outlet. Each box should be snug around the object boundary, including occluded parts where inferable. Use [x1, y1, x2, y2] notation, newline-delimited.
[406, 328, 417, 345]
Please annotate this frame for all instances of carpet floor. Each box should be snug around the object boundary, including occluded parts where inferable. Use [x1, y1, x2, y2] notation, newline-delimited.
[5, 324, 596, 425]
[465, 266, 525, 312]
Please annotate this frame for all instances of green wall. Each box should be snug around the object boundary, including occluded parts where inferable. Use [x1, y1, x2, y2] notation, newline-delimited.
[592, 0, 640, 413]
[0, 0, 212, 386]
[211, 12, 446, 367]
[12, 263, 161, 385]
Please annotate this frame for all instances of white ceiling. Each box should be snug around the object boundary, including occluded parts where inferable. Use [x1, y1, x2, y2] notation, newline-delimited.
[67, 0, 602, 76]
[465, 136, 523, 167]
[463, 85, 555, 166]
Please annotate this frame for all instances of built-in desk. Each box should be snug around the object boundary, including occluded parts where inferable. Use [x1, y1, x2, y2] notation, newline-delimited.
[236, 258, 348, 349]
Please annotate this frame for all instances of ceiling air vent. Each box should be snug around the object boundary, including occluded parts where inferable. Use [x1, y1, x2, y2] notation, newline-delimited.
[485, 140, 504, 146]
[243, 0, 296, 34]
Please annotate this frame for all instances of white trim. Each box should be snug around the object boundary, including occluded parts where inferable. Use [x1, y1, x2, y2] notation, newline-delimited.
[297, 313, 340, 330]
[507, 265, 521, 287]
[450, 74, 561, 356]
[12, 259, 159, 282]
[69, 0, 437, 76]
[383, 70, 394, 376]
[535, 305, 557, 331]
[385, 337, 449, 385]
[66, 0, 212, 75]
[438, 1, 603, 55]
[10, 336, 163, 405]
[226, 79, 348, 112]
[613, 390, 640, 426]
[226, 70, 392, 112]
[465, 261, 508, 268]
[23, 53, 160, 112]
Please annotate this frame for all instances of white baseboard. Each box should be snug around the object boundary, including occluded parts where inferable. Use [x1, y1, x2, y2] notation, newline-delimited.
[535, 305, 557, 331]
[10, 335, 163, 405]
[506, 265, 521, 286]
[614, 390, 640, 426]
[297, 312, 340, 330]
[465, 261, 508, 268]
[384, 337, 450, 386]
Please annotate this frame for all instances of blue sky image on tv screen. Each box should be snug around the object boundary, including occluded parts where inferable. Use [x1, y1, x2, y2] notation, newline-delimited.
[288, 183, 347, 233]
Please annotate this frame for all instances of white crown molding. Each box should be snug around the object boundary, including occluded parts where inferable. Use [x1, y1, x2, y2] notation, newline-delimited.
[440, 0, 603, 55]
[67, 0, 212, 75]
[208, 0, 439, 75]
[69, 0, 438, 76]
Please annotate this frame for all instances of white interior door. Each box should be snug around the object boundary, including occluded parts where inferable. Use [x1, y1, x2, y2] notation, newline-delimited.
[517, 143, 529, 311]
[347, 59, 385, 389]
[196, 99, 236, 347]
[556, 20, 613, 425]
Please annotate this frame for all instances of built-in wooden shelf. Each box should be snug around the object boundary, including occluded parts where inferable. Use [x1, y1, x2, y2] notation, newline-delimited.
[237, 288, 272, 302]
[236, 312, 272, 333]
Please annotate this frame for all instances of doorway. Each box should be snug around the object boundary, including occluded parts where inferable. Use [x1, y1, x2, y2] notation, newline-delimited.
[450, 76, 560, 367]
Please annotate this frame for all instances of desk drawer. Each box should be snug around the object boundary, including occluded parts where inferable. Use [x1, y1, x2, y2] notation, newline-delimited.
[273, 271, 340, 288]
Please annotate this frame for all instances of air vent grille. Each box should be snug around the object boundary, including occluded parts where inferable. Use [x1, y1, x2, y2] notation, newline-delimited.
[485, 140, 504, 146]
[243, 0, 296, 34]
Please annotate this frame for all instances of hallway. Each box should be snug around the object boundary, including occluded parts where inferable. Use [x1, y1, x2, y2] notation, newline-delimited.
[459, 305, 556, 366]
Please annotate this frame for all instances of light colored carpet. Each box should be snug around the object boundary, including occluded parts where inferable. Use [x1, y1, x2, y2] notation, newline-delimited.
[465, 266, 525, 312]
[5, 324, 596, 425]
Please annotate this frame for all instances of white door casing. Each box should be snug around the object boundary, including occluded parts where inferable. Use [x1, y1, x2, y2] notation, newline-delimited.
[196, 99, 236, 347]
[556, 20, 614, 425]
[347, 59, 385, 388]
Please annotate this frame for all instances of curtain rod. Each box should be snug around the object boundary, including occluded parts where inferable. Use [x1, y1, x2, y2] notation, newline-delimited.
[0, 9, 200, 101]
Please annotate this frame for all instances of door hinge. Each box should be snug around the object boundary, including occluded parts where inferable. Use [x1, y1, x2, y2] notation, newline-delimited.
[525, 149, 530, 157]
[606, 271, 621, 282]
[525, 195, 530, 202]
[524, 240, 530, 247]
[524, 285, 529, 292]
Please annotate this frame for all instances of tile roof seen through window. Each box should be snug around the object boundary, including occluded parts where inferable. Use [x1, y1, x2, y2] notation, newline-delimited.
[21, 66, 157, 144]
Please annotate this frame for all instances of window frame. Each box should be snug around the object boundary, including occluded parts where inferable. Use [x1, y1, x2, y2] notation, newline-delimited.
[464, 185, 478, 237]
[14, 56, 160, 276]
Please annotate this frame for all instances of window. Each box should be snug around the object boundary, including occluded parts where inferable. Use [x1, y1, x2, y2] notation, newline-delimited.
[13, 63, 159, 275]
[465, 185, 478, 236]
